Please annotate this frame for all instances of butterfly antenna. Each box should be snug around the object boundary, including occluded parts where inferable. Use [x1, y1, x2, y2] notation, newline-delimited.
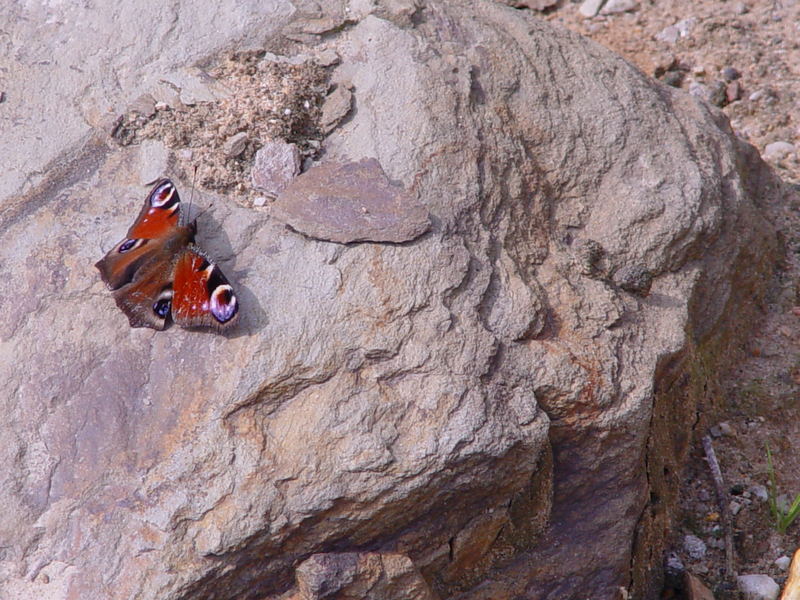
[188, 165, 198, 222]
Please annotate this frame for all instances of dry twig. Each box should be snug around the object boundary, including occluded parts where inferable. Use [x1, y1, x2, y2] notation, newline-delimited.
[702, 433, 736, 579]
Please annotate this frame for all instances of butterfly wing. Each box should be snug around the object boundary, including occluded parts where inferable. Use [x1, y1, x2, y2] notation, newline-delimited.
[95, 179, 192, 330]
[171, 247, 239, 330]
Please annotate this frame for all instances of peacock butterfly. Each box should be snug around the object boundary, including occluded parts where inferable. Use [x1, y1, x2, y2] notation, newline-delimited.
[95, 178, 239, 331]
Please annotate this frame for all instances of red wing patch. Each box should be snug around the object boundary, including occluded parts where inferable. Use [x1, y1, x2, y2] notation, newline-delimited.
[127, 179, 181, 239]
[172, 248, 238, 329]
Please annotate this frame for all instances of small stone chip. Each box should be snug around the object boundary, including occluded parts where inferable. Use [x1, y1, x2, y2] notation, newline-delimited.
[223, 132, 249, 158]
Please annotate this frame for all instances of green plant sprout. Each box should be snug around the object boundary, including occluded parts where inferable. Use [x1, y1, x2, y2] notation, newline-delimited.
[765, 443, 800, 534]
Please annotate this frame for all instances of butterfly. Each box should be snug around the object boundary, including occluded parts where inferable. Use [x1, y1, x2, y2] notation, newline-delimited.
[95, 178, 239, 331]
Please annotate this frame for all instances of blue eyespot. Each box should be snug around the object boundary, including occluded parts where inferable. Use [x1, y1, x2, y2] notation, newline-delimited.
[119, 239, 139, 253]
[153, 298, 171, 318]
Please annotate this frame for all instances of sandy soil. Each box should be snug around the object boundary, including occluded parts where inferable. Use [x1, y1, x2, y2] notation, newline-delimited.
[544, 0, 800, 596]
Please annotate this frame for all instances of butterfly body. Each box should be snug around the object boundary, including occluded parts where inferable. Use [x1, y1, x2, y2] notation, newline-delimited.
[96, 179, 239, 331]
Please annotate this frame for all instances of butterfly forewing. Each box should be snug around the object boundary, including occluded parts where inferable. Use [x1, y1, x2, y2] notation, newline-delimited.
[127, 179, 182, 239]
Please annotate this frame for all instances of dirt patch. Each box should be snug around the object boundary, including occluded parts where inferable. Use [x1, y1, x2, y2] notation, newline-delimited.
[112, 50, 329, 202]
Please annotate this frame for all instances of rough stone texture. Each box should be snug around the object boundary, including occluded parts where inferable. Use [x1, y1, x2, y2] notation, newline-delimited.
[271, 158, 432, 243]
[320, 84, 354, 134]
[495, 0, 558, 10]
[251, 141, 302, 198]
[579, 0, 606, 18]
[295, 552, 439, 600]
[0, 2, 782, 600]
[737, 574, 780, 600]
[0, 0, 295, 206]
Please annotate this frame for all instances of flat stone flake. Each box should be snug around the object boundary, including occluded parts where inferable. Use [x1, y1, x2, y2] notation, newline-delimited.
[271, 158, 431, 244]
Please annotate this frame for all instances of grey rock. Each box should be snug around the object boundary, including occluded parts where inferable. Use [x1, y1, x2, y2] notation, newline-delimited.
[775, 555, 792, 570]
[729, 500, 742, 515]
[727, 81, 742, 103]
[138, 139, 170, 185]
[129, 94, 157, 118]
[0, 0, 294, 205]
[162, 67, 231, 105]
[718, 421, 734, 436]
[736, 574, 780, 600]
[613, 264, 653, 296]
[764, 141, 796, 160]
[684, 534, 707, 560]
[251, 140, 302, 198]
[709, 80, 728, 106]
[663, 71, 684, 87]
[600, 0, 638, 15]
[497, 0, 559, 10]
[664, 552, 685, 587]
[579, 0, 605, 17]
[296, 552, 439, 600]
[222, 132, 249, 158]
[656, 18, 696, 43]
[315, 48, 341, 67]
[0, 1, 782, 599]
[271, 158, 431, 243]
[655, 25, 680, 44]
[321, 84, 354, 134]
[722, 66, 742, 81]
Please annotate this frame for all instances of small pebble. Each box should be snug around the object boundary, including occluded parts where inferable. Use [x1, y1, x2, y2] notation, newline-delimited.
[315, 48, 340, 67]
[749, 89, 766, 102]
[600, 0, 637, 15]
[663, 71, 683, 87]
[774, 555, 791, 570]
[730, 501, 742, 515]
[710, 425, 723, 438]
[655, 25, 680, 44]
[708, 537, 725, 550]
[223, 132, 249, 158]
[722, 66, 742, 81]
[732, 2, 748, 14]
[0, 91, 7, 103]
[726, 81, 742, 103]
[736, 574, 780, 600]
[763, 141, 796, 161]
[664, 552, 685, 587]
[708, 80, 727, 106]
[612, 264, 652, 296]
[683, 534, 707, 560]
[578, 0, 605, 18]
[253, 196, 267, 207]
[718, 422, 734, 436]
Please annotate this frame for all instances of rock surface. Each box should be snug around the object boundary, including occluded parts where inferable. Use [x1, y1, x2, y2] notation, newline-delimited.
[271, 158, 432, 243]
[251, 141, 303, 198]
[0, 1, 782, 600]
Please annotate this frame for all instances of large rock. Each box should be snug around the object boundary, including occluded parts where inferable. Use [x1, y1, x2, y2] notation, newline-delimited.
[0, 1, 782, 599]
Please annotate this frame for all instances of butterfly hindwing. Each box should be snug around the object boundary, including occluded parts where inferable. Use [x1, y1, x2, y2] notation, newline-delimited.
[171, 247, 239, 330]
